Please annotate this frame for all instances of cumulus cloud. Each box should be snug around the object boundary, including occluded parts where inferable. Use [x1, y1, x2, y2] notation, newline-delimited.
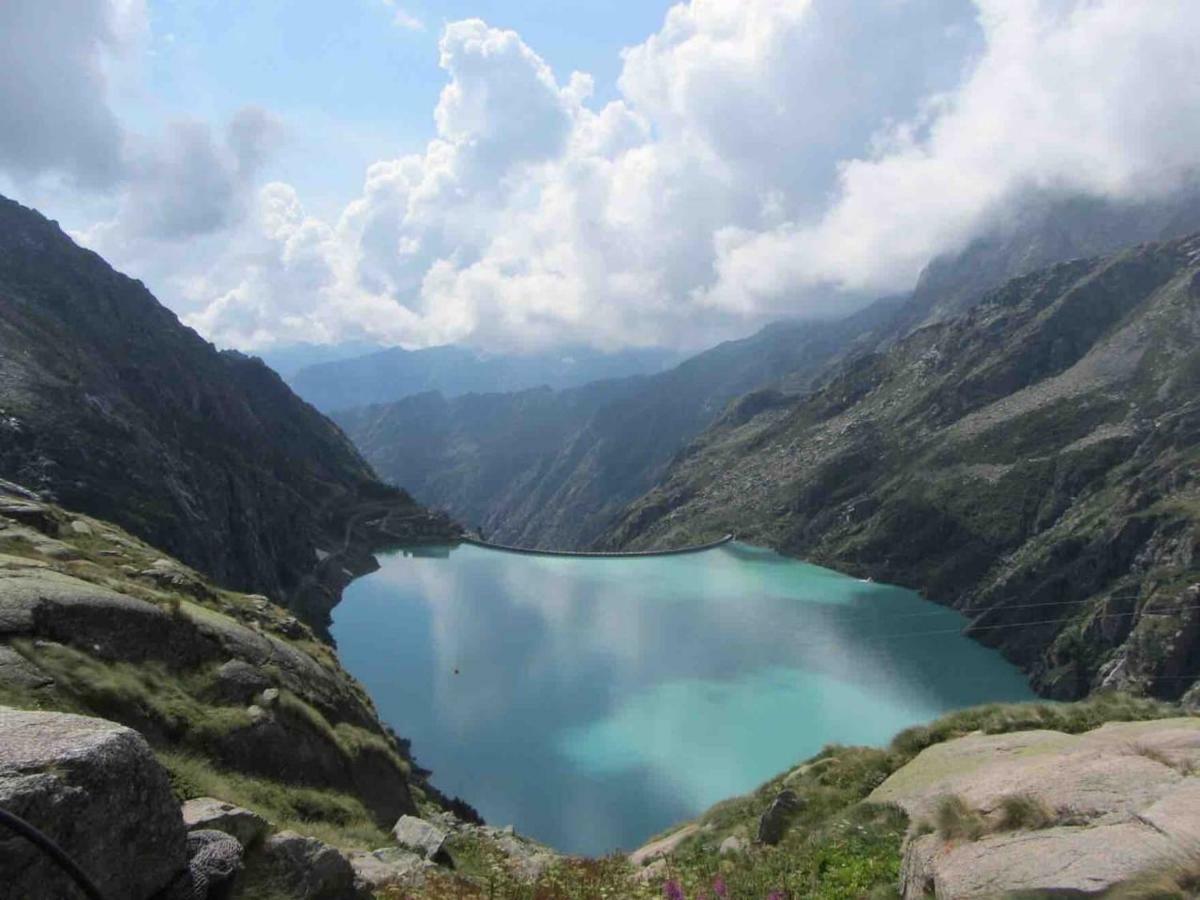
[700, 0, 1200, 311]
[88, 107, 284, 243]
[0, 0, 145, 186]
[11, 0, 1200, 352]
[188, 1, 991, 349]
[382, 2, 425, 32]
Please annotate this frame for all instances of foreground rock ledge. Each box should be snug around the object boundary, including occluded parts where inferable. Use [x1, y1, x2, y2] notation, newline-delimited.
[0, 706, 187, 899]
[870, 717, 1200, 898]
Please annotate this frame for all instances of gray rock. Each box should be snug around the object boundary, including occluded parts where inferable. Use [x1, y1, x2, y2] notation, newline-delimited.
[757, 789, 803, 845]
[486, 829, 559, 880]
[182, 797, 270, 847]
[0, 563, 417, 826]
[633, 857, 667, 884]
[212, 659, 272, 704]
[261, 830, 361, 900]
[348, 846, 431, 891]
[629, 823, 699, 865]
[0, 643, 52, 689]
[875, 718, 1200, 898]
[0, 707, 187, 900]
[719, 835, 748, 856]
[392, 815, 449, 860]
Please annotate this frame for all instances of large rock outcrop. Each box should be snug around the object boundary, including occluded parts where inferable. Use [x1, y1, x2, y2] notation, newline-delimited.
[0, 707, 187, 899]
[0, 195, 458, 634]
[870, 718, 1200, 897]
[0, 484, 422, 827]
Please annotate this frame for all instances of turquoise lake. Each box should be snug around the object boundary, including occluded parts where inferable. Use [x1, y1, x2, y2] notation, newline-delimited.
[333, 542, 1033, 855]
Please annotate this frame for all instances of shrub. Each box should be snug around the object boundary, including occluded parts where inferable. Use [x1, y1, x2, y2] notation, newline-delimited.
[933, 795, 985, 842]
[995, 794, 1056, 832]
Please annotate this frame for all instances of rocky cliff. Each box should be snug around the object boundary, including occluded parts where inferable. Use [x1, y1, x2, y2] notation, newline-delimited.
[605, 235, 1200, 701]
[0, 195, 459, 633]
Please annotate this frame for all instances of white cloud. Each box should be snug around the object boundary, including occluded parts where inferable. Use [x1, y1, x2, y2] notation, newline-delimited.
[700, 0, 1200, 311]
[0, 0, 146, 186]
[183, 1, 991, 350]
[7, 0, 1200, 353]
[389, 5, 425, 32]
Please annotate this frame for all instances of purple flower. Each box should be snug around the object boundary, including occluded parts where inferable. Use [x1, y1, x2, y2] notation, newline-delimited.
[712, 876, 728, 897]
[663, 880, 686, 900]
[767, 891, 786, 900]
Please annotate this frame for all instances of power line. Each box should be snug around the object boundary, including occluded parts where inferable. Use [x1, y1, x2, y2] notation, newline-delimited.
[785, 604, 1200, 657]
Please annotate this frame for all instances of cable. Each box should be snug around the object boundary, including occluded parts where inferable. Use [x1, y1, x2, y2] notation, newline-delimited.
[0, 806, 107, 900]
[822, 592, 1149, 623]
[790, 603, 1200, 648]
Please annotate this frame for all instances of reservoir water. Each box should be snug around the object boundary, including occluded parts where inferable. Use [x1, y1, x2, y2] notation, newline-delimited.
[333, 542, 1033, 855]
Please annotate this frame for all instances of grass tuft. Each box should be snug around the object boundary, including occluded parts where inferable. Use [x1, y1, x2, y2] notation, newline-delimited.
[995, 794, 1056, 832]
[933, 795, 986, 842]
[157, 750, 391, 850]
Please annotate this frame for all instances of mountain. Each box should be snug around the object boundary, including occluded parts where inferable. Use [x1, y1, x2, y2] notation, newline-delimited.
[0, 195, 458, 633]
[336, 300, 901, 548]
[895, 190, 1200, 332]
[337, 192, 1200, 552]
[253, 340, 386, 379]
[287, 342, 682, 413]
[604, 234, 1200, 700]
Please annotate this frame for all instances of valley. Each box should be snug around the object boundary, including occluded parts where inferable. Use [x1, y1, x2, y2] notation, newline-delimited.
[4, 3, 1200, 897]
[1, 151, 1199, 900]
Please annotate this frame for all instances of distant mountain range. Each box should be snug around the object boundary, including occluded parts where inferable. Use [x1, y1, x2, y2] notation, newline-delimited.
[283, 343, 682, 413]
[254, 340, 387, 378]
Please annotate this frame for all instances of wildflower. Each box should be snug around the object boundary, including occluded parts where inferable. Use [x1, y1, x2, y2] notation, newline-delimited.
[712, 876, 728, 897]
[767, 891, 787, 900]
[663, 880, 686, 900]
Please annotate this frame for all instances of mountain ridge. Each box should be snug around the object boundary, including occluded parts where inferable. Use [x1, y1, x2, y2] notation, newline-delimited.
[0, 195, 459, 634]
[603, 234, 1200, 701]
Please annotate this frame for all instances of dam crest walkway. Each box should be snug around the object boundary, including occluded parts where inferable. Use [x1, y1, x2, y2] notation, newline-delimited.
[460, 533, 734, 558]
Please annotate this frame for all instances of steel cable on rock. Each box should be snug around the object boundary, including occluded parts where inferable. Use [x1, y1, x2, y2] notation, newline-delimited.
[0, 805, 107, 900]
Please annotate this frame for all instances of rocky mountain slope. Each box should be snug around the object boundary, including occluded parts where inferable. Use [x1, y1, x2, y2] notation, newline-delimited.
[338, 302, 900, 548]
[0, 195, 458, 633]
[340, 191, 1200, 552]
[605, 234, 1200, 700]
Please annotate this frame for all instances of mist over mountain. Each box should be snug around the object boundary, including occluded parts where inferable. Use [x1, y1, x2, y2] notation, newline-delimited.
[338, 190, 1200, 551]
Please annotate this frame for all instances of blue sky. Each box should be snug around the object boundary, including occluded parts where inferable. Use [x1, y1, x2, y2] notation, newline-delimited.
[135, 0, 675, 216]
[2, 1, 1197, 352]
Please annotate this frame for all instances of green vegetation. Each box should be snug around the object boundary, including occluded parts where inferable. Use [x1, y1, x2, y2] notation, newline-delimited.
[889, 692, 1177, 758]
[377, 693, 1191, 899]
[933, 795, 985, 841]
[13, 640, 253, 744]
[159, 751, 391, 850]
[995, 794, 1056, 832]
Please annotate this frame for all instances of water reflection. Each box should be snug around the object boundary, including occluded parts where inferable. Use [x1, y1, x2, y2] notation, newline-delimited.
[333, 543, 1032, 854]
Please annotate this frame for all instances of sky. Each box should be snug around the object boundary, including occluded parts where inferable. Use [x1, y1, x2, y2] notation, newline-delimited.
[2, 0, 1198, 353]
